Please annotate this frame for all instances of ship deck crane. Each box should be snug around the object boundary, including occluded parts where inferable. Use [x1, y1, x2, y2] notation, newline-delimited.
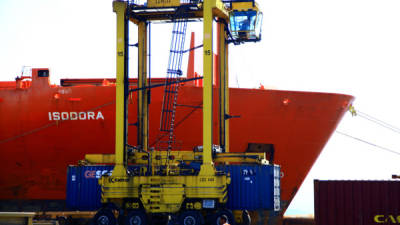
[84, 1, 276, 225]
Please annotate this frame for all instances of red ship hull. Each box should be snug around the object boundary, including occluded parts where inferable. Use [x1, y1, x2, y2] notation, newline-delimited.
[0, 70, 354, 211]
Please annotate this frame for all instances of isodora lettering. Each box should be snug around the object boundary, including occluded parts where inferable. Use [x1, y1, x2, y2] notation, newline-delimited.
[48, 111, 104, 121]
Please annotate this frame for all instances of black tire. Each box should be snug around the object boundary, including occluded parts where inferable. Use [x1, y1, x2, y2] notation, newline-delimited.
[179, 211, 203, 225]
[124, 210, 147, 225]
[212, 209, 235, 225]
[56, 216, 67, 225]
[118, 214, 125, 225]
[241, 210, 251, 225]
[93, 208, 117, 225]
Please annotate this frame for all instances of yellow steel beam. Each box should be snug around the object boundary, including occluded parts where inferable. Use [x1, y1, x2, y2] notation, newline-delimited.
[99, 175, 229, 213]
[85, 154, 116, 164]
[147, 0, 181, 8]
[199, 0, 229, 175]
[36, 211, 96, 219]
[200, 0, 215, 176]
[231, 2, 259, 11]
[85, 152, 267, 165]
[218, 21, 230, 152]
[127, 0, 229, 23]
[213, 0, 229, 19]
[0, 212, 35, 225]
[224, 24, 230, 153]
[113, 1, 128, 177]
[137, 21, 148, 151]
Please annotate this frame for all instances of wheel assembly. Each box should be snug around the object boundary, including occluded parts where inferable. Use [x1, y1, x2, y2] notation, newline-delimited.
[179, 211, 203, 225]
[212, 209, 235, 225]
[124, 210, 147, 225]
[93, 208, 116, 225]
[241, 210, 251, 225]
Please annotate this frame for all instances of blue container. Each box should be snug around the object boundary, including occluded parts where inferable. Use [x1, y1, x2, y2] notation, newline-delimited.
[217, 164, 280, 211]
[66, 164, 280, 211]
[66, 165, 114, 211]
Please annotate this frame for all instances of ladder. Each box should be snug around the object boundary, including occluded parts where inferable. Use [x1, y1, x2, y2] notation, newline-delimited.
[159, 18, 188, 150]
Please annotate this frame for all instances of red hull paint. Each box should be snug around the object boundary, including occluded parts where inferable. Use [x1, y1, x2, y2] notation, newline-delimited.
[0, 70, 354, 211]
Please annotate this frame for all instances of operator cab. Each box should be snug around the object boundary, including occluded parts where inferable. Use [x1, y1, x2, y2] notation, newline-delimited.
[228, 1, 263, 42]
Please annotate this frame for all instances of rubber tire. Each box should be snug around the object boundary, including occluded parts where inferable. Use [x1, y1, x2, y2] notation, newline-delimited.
[241, 210, 251, 225]
[118, 215, 125, 225]
[93, 208, 117, 225]
[56, 216, 67, 225]
[124, 210, 147, 225]
[179, 211, 203, 225]
[212, 209, 235, 225]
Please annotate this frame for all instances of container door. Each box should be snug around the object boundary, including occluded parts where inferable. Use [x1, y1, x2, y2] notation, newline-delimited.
[66, 166, 79, 209]
[78, 166, 114, 211]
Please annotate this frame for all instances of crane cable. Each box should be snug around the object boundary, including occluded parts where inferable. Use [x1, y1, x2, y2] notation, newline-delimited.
[335, 130, 400, 156]
[348, 105, 400, 135]
[338, 105, 400, 156]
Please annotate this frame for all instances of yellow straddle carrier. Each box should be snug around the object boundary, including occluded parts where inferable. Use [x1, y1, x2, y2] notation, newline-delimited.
[86, 1, 266, 225]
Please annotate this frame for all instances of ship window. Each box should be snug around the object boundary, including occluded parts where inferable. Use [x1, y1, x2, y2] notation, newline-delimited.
[38, 70, 49, 77]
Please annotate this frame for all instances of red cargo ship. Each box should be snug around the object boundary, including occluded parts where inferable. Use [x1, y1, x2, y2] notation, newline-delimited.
[0, 68, 353, 212]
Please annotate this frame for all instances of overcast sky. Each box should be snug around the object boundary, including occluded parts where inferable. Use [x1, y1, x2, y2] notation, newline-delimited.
[1, 0, 400, 215]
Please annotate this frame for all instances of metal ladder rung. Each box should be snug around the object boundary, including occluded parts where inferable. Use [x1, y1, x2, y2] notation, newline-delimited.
[170, 50, 184, 54]
[172, 31, 185, 35]
[167, 69, 183, 75]
[160, 19, 188, 149]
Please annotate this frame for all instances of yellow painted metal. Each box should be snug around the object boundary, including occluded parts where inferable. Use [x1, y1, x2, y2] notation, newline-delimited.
[218, 21, 230, 152]
[140, 184, 184, 213]
[233, 210, 244, 224]
[129, 12, 202, 24]
[100, 0, 262, 215]
[0, 212, 35, 225]
[113, 1, 128, 177]
[231, 2, 259, 11]
[127, 0, 229, 23]
[348, 104, 357, 116]
[225, 39, 230, 152]
[99, 174, 229, 213]
[147, 0, 181, 8]
[138, 22, 149, 151]
[85, 152, 267, 165]
[200, 0, 215, 176]
[218, 22, 225, 151]
[34, 211, 96, 219]
[85, 154, 116, 164]
[212, 0, 230, 19]
[194, 202, 202, 210]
